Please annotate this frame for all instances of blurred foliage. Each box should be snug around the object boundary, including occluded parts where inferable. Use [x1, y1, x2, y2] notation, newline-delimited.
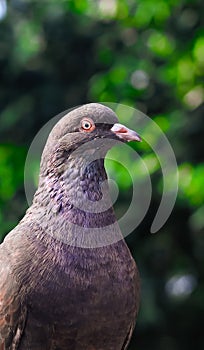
[0, 0, 204, 349]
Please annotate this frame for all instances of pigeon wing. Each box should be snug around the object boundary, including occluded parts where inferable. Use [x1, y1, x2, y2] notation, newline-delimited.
[0, 239, 27, 350]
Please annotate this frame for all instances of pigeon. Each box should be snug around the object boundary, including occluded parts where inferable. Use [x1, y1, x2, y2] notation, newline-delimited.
[0, 103, 141, 350]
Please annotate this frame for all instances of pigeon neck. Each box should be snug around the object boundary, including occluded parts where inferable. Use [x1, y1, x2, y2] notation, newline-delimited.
[45, 157, 110, 207]
[30, 156, 119, 246]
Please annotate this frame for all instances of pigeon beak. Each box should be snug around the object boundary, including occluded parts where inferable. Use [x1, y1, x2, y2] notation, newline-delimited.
[111, 123, 142, 142]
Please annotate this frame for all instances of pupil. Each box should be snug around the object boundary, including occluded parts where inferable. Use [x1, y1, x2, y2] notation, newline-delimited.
[85, 123, 90, 128]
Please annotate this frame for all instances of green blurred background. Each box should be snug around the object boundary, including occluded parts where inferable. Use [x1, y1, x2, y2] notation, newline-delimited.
[0, 0, 204, 349]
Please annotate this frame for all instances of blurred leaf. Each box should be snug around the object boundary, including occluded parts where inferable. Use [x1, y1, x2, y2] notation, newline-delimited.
[0, 144, 26, 201]
[13, 20, 43, 64]
[179, 163, 204, 207]
[193, 35, 204, 68]
[147, 30, 175, 57]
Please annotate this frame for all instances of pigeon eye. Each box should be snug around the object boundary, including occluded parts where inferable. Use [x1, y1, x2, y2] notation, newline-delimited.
[81, 118, 95, 132]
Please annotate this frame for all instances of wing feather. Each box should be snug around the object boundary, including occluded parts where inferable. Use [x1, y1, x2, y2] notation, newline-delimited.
[0, 240, 27, 350]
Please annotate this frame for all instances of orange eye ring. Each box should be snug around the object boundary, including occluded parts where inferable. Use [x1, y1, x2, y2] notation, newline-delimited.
[80, 118, 95, 132]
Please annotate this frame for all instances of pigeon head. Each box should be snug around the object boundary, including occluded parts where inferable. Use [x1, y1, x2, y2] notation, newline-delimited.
[40, 103, 141, 177]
